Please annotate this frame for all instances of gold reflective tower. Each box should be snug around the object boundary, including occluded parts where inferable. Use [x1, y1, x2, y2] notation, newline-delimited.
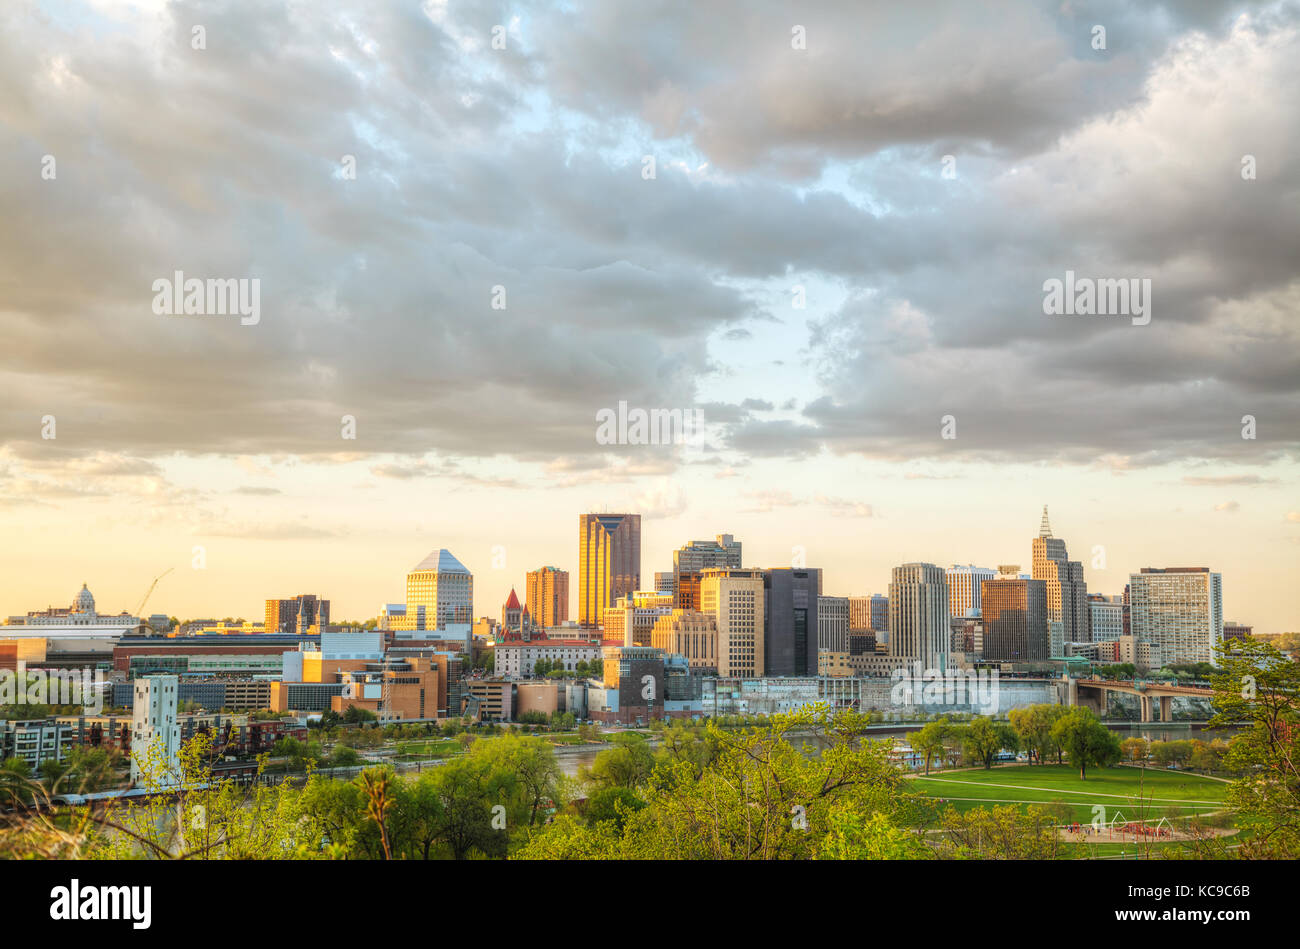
[578, 514, 641, 627]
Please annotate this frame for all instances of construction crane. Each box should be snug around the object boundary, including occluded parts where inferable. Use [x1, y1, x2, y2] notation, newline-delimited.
[135, 568, 175, 628]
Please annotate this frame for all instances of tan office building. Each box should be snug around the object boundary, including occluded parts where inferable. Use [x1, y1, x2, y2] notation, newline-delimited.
[699, 569, 765, 677]
[888, 563, 950, 672]
[650, 609, 718, 670]
[1031, 507, 1091, 647]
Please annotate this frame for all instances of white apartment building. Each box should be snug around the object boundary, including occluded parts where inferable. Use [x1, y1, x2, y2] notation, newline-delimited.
[1128, 568, 1223, 666]
[130, 675, 181, 788]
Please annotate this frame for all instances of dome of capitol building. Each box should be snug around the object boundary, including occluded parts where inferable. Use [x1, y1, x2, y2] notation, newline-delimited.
[71, 583, 96, 614]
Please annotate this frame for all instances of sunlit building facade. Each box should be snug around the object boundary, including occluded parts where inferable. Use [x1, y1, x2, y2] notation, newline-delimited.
[1128, 567, 1223, 665]
[525, 566, 569, 629]
[397, 549, 473, 632]
[578, 514, 641, 627]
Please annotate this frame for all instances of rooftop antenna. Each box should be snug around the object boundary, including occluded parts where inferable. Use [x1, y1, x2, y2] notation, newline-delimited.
[1039, 505, 1053, 538]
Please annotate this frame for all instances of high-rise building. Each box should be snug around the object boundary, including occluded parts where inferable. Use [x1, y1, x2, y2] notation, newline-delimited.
[848, 593, 890, 648]
[817, 595, 850, 654]
[265, 594, 330, 635]
[1031, 506, 1091, 648]
[603, 591, 673, 647]
[764, 568, 822, 677]
[650, 609, 719, 671]
[888, 563, 949, 672]
[945, 565, 996, 618]
[673, 534, 742, 573]
[578, 514, 641, 627]
[699, 568, 765, 678]
[525, 566, 569, 629]
[654, 571, 676, 595]
[981, 577, 1048, 661]
[1088, 594, 1125, 641]
[1128, 567, 1223, 665]
[848, 594, 888, 633]
[673, 571, 704, 611]
[399, 549, 473, 632]
[130, 674, 180, 787]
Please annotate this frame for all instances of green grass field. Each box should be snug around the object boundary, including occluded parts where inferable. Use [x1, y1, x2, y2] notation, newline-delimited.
[392, 739, 460, 758]
[909, 764, 1229, 826]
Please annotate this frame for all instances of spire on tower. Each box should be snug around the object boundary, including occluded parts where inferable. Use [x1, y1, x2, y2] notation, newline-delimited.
[1039, 505, 1053, 538]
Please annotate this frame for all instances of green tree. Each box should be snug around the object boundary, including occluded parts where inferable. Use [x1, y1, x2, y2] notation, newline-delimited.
[818, 809, 929, 860]
[538, 706, 934, 860]
[1050, 707, 1120, 779]
[1208, 638, 1300, 858]
[584, 786, 646, 830]
[961, 716, 1019, 770]
[1008, 704, 1066, 765]
[1119, 736, 1150, 763]
[912, 718, 950, 775]
[934, 804, 1065, 859]
[583, 735, 656, 791]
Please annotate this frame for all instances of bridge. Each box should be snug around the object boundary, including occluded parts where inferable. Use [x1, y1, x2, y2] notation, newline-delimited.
[1067, 676, 1214, 722]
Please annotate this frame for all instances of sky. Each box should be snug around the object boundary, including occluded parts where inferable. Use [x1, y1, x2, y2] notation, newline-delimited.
[1, 0, 1297, 633]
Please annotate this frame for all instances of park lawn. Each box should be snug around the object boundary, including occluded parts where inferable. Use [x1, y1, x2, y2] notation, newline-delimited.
[910, 764, 1227, 824]
[393, 739, 461, 757]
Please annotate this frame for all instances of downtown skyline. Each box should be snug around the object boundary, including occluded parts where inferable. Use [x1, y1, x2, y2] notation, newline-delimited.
[2, 497, 1287, 636]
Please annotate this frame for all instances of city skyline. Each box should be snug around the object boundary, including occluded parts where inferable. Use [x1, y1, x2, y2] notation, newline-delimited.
[2, 502, 1283, 636]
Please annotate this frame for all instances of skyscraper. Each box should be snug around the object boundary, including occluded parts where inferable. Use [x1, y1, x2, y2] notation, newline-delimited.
[400, 549, 473, 632]
[673, 534, 742, 572]
[981, 577, 1048, 661]
[1128, 567, 1223, 665]
[888, 563, 949, 672]
[1088, 593, 1126, 641]
[578, 514, 641, 627]
[525, 566, 569, 629]
[945, 565, 996, 618]
[764, 568, 822, 676]
[849, 593, 889, 641]
[699, 568, 765, 677]
[1031, 506, 1091, 650]
[818, 595, 850, 654]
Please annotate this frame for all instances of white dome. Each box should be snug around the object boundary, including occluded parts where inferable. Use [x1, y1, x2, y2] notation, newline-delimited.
[72, 583, 96, 613]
